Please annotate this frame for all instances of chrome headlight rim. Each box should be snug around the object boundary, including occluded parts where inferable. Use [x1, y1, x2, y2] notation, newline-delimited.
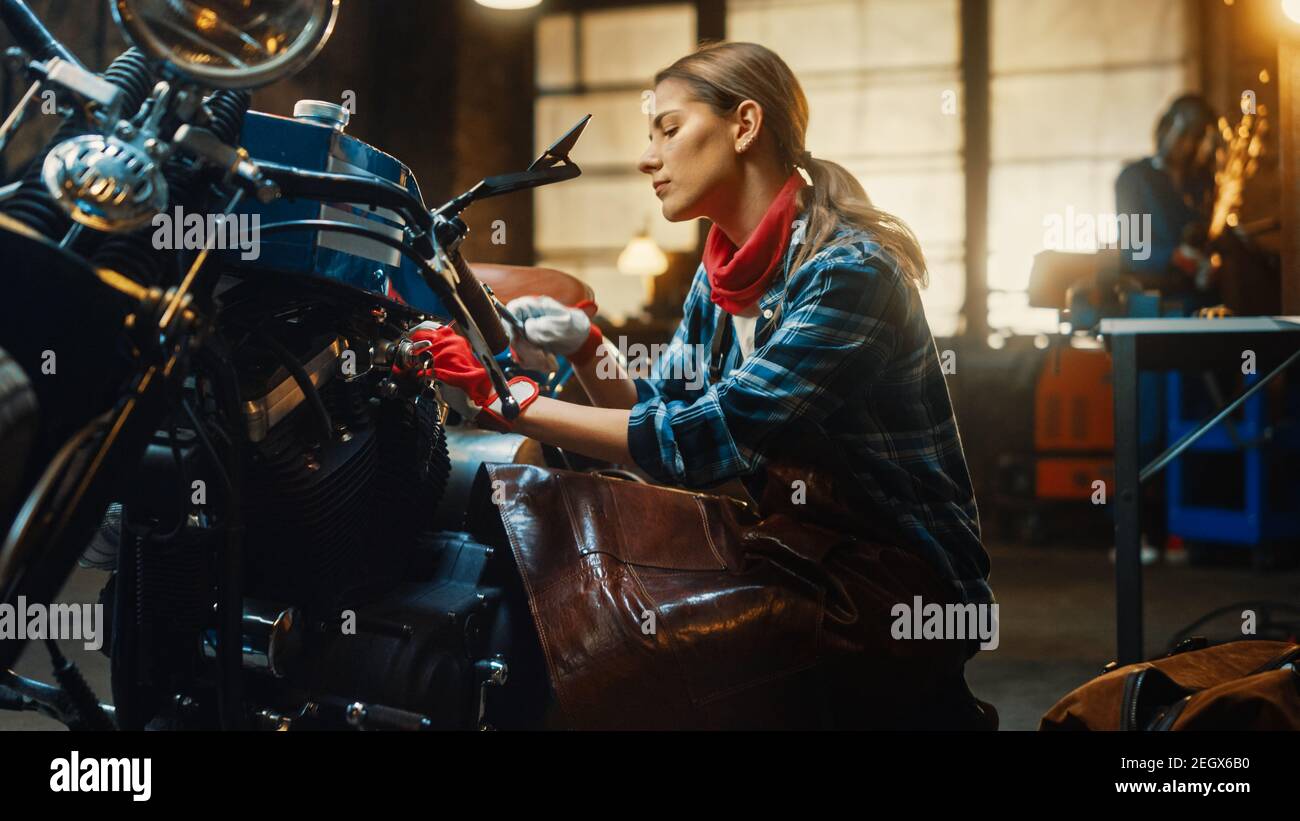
[111, 0, 341, 90]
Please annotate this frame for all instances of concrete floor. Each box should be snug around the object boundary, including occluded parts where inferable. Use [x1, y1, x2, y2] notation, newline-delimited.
[4, 541, 1298, 730]
[966, 542, 1300, 729]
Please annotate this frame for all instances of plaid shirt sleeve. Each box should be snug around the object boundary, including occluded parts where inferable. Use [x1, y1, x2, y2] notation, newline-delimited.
[628, 245, 902, 487]
[631, 264, 711, 406]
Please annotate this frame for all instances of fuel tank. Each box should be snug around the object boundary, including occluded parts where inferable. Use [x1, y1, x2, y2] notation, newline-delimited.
[231, 100, 448, 319]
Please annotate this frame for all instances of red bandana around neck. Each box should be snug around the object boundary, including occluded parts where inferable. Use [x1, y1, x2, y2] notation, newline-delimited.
[703, 170, 807, 314]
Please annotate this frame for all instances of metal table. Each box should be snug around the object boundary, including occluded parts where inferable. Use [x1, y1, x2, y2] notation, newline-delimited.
[1100, 316, 1300, 664]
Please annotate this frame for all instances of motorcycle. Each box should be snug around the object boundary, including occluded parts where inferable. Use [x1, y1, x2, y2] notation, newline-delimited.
[0, 0, 596, 730]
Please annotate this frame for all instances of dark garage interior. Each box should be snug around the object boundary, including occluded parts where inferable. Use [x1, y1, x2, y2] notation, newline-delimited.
[1, 0, 1299, 762]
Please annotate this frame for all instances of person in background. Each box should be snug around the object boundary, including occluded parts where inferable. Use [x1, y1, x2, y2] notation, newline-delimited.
[1115, 93, 1220, 302]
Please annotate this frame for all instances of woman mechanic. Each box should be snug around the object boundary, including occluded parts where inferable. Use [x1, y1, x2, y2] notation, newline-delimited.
[417, 41, 995, 729]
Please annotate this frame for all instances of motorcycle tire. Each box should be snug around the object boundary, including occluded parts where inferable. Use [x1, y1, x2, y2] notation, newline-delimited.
[0, 344, 39, 527]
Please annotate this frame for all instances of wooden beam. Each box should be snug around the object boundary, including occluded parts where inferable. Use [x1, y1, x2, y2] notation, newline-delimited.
[1279, 33, 1300, 314]
[960, 0, 991, 340]
[697, 0, 726, 43]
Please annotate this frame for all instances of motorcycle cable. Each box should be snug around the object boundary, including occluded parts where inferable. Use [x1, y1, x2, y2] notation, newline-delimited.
[186, 340, 247, 731]
[180, 396, 234, 525]
[252, 328, 334, 445]
[43, 637, 114, 730]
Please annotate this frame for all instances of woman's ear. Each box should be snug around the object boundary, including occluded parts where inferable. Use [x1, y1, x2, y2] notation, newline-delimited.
[734, 99, 764, 155]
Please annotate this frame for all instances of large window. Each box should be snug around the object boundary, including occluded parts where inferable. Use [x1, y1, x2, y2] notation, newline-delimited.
[728, 0, 966, 336]
[987, 0, 1194, 333]
[534, 4, 699, 323]
[531, 0, 1197, 337]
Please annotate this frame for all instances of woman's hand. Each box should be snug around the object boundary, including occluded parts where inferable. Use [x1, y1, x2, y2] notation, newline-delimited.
[398, 322, 634, 465]
[506, 295, 602, 362]
[506, 295, 637, 410]
[396, 322, 635, 466]
[401, 322, 539, 432]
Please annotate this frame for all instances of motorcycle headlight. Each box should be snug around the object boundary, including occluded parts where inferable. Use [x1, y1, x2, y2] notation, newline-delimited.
[111, 0, 340, 89]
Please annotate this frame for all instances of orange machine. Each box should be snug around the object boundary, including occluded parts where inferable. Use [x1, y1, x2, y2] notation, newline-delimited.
[1032, 346, 1114, 501]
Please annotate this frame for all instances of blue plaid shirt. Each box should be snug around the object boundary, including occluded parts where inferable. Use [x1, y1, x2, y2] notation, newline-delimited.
[627, 219, 993, 605]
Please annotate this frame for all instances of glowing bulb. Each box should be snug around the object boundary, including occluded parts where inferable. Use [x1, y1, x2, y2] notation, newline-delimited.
[1284, 0, 1300, 24]
[195, 7, 217, 31]
[618, 234, 669, 278]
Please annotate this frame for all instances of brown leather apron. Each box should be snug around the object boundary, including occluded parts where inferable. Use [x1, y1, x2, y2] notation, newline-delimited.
[478, 457, 988, 730]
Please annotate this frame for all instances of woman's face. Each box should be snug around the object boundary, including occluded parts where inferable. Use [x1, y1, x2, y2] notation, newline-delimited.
[637, 78, 742, 222]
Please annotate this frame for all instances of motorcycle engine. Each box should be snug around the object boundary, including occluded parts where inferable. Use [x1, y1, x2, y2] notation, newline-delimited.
[106, 291, 544, 731]
[235, 322, 448, 611]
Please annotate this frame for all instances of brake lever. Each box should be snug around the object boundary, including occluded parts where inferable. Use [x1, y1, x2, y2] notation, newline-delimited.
[492, 289, 527, 341]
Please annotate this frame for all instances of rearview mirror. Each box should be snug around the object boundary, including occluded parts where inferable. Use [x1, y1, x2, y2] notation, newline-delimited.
[434, 114, 590, 218]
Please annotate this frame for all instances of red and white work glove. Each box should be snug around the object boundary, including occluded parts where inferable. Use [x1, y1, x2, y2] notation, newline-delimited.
[505, 296, 603, 365]
[399, 321, 539, 432]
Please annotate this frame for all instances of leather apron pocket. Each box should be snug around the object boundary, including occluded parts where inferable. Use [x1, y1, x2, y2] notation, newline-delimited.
[483, 463, 828, 729]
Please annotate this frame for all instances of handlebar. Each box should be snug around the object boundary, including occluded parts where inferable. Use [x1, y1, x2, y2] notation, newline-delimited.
[449, 251, 510, 355]
[257, 161, 434, 237]
[0, 0, 83, 68]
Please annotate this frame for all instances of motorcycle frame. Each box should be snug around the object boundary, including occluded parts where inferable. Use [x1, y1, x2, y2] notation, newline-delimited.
[0, 0, 587, 729]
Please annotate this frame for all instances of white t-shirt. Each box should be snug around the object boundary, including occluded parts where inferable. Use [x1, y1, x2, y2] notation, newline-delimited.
[732, 313, 758, 361]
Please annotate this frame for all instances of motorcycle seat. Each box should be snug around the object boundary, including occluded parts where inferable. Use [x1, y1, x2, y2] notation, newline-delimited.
[468, 263, 597, 317]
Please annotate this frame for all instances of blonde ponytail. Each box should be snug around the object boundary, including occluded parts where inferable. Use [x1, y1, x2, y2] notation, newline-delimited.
[794, 155, 928, 286]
